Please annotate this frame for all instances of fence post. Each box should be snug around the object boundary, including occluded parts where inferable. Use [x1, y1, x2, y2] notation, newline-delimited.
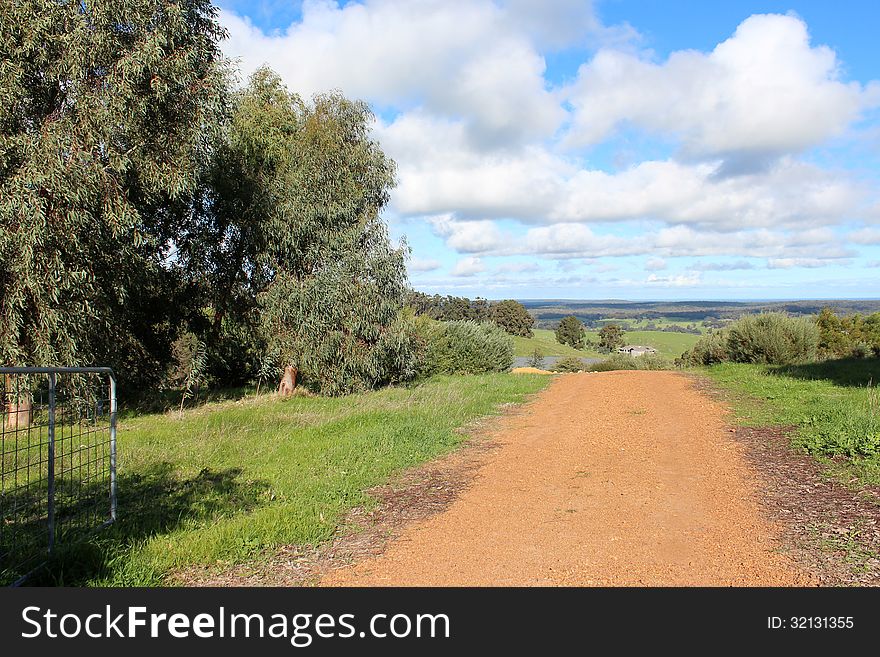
[109, 374, 117, 522]
[47, 371, 56, 555]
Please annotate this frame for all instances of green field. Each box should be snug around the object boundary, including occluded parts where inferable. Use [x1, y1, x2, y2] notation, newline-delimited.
[586, 330, 699, 359]
[703, 358, 880, 487]
[34, 373, 551, 586]
[514, 328, 590, 358]
[515, 328, 700, 360]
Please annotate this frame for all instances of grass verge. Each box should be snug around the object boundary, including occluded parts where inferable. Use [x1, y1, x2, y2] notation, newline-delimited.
[701, 358, 880, 487]
[33, 373, 551, 586]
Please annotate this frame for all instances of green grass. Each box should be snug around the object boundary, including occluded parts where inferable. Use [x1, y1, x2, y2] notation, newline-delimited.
[514, 328, 589, 357]
[516, 328, 699, 360]
[33, 373, 550, 586]
[584, 330, 699, 359]
[702, 358, 880, 487]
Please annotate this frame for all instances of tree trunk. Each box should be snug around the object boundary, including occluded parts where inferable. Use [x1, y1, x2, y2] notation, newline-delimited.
[278, 366, 297, 396]
[4, 376, 32, 430]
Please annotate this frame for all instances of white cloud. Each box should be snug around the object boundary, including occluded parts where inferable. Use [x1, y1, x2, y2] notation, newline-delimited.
[222, 0, 565, 147]
[645, 258, 667, 271]
[496, 262, 541, 273]
[380, 112, 865, 229]
[428, 214, 508, 253]
[646, 273, 702, 287]
[689, 260, 756, 271]
[450, 256, 486, 277]
[500, 0, 637, 50]
[565, 14, 880, 161]
[766, 258, 841, 269]
[849, 227, 880, 244]
[428, 216, 856, 261]
[220, 4, 880, 293]
[408, 257, 442, 272]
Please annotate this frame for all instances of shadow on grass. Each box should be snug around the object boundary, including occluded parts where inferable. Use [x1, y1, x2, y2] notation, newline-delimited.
[118, 384, 257, 419]
[771, 357, 880, 388]
[18, 464, 270, 586]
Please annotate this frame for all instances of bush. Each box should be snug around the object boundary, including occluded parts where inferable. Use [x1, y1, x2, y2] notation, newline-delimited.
[552, 356, 588, 372]
[527, 348, 545, 369]
[590, 354, 672, 372]
[421, 320, 514, 375]
[679, 331, 729, 366]
[726, 313, 818, 365]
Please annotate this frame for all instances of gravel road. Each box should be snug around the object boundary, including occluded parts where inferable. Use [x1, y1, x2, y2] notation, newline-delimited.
[323, 370, 812, 586]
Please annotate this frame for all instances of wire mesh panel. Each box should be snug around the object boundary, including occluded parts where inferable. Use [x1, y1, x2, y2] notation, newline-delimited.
[1, 367, 117, 586]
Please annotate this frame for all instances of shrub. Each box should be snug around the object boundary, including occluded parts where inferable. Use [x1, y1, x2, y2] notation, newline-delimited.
[552, 356, 588, 372]
[679, 331, 729, 366]
[590, 354, 672, 372]
[726, 313, 818, 365]
[555, 316, 585, 349]
[527, 348, 545, 369]
[421, 320, 514, 375]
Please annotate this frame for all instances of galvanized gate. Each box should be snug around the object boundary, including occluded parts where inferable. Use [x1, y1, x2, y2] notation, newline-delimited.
[1, 367, 117, 585]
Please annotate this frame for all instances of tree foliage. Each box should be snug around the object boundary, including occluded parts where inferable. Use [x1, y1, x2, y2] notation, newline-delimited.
[598, 324, 625, 351]
[193, 69, 413, 395]
[555, 316, 586, 349]
[817, 307, 880, 358]
[489, 299, 534, 337]
[407, 291, 490, 322]
[0, 0, 227, 384]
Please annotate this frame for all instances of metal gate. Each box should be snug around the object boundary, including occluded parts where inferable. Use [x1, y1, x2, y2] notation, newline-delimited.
[1, 367, 117, 585]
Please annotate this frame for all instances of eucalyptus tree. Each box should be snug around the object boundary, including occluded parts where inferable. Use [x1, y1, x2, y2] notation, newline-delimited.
[187, 68, 417, 395]
[260, 87, 415, 395]
[0, 0, 228, 387]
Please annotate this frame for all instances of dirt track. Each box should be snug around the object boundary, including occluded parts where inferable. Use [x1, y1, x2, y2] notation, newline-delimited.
[322, 370, 812, 586]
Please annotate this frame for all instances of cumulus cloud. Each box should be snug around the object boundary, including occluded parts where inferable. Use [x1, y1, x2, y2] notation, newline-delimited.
[222, 0, 565, 147]
[450, 256, 486, 277]
[428, 216, 856, 263]
[565, 14, 880, 163]
[849, 227, 880, 244]
[408, 257, 442, 272]
[689, 260, 757, 271]
[380, 113, 865, 230]
[496, 261, 541, 273]
[220, 4, 880, 291]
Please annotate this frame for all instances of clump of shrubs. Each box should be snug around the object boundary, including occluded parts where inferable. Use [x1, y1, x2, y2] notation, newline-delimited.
[677, 331, 728, 366]
[679, 312, 818, 366]
[590, 354, 672, 372]
[552, 356, 588, 372]
[726, 313, 818, 364]
[419, 319, 514, 375]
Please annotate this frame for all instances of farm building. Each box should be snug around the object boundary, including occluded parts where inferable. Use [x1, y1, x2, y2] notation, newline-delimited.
[617, 345, 658, 357]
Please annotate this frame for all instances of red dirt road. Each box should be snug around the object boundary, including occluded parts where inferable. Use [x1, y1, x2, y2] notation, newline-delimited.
[322, 371, 812, 586]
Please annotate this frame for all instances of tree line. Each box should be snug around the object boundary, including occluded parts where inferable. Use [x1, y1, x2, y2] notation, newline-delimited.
[407, 292, 535, 338]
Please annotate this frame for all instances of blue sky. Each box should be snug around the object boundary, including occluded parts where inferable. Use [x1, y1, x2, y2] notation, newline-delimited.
[218, 0, 880, 300]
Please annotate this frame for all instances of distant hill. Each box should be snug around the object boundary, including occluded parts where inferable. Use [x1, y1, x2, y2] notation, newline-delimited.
[517, 299, 880, 328]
